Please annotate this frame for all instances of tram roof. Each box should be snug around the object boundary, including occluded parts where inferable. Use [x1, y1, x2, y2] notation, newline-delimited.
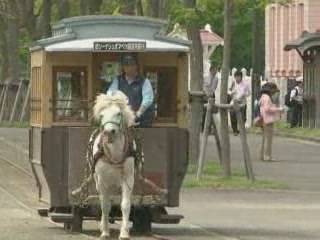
[44, 37, 190, 52]
[30, 15, 191, 53]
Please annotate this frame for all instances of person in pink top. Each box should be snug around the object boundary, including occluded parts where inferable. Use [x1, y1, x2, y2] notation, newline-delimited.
[259, 82, 284, 161]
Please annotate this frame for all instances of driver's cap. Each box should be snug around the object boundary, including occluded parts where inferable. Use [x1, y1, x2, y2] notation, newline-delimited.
[121, 53, 138, 65]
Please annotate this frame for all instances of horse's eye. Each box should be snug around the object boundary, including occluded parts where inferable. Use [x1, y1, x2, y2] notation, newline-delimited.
[117, 112, 121, 116]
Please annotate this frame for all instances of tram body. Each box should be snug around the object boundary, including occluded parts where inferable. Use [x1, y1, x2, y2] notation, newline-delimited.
[29, 15, 190, 230]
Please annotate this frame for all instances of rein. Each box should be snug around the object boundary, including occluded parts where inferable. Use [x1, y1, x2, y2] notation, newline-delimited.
[100, 113, 124, 130]
[98, 127, 131, 166]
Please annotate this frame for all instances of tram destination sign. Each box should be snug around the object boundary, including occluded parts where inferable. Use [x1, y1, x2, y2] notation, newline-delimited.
[94, 41, 146, 52]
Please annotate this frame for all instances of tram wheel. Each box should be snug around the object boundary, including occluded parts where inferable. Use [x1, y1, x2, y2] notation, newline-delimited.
[131, 206, 152, 235]
[63, 207, 83, 233]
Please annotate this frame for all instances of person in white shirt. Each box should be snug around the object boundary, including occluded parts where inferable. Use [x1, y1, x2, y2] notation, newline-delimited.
[203, 65, 219, 98]
[229, 70, 251, 135]
[202, 65, 219, 133]
[290, 79, 303, 128]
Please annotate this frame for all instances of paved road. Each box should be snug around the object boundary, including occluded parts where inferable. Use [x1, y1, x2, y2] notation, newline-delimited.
[0, 130, 234, 240]
[203, 133, 320, 191]
[1, 127, 320, 240]
[170, 188, 320, 240]
[0, 128, 28, 150]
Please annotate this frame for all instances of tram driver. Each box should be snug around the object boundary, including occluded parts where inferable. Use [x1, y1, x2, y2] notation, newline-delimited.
[106, 53, 155, 127]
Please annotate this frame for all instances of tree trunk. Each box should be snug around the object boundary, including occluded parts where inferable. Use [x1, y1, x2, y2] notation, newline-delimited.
[120, 0, 136, 15]
[41, 0, 51, 38]
[88, 0, 103, 14]
[80, 0, 88, 15]
[18, 0, 38, 39]
[137, 0, 144, 16]
[252, 3, 264, 112]
[56, 0, 70, 19]
[0, 15, 8, 82]
[6, 1, 20, 82]
[219, 0, 234, 177]
[185, 0, 204, 164]
[149, 0, 160, 17]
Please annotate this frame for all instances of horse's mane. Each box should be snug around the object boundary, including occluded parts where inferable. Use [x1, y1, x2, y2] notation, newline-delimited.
[93, 91, 135, 127]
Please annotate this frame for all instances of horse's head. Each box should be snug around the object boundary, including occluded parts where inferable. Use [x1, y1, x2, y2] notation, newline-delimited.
[93, 91, 135, 142]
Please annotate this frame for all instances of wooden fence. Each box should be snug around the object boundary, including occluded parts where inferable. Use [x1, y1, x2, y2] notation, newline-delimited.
[0, 79, 30, 123]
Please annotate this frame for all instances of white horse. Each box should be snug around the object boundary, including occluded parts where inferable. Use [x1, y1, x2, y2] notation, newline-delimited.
[92, 91, 136, 240]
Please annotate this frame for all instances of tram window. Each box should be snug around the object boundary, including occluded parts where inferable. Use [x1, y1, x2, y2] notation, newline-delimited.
[146, 67, 177, 122]
[53, 67, 88, 122]
[99, 62, 120, 93]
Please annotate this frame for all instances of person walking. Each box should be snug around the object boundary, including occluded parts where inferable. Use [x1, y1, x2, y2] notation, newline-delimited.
[259, 82, 284, 161]
[229, 70, 250, 136]
[202, 65, 219, 132]
[290, 78, 303, 128]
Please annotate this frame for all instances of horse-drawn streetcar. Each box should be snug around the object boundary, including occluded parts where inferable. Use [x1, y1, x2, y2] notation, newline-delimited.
[29, 15, 190, 238]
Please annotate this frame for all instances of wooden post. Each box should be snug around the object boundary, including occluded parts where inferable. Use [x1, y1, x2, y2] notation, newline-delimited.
[196, 97, 214, 180]
[20, 81, 30, 122]
[211, 112, 222, 164]
[0, 85, 5, 108]
[0, 84, 8, 122]
[10, 79, 23, 122]
[234, 101, 255, 181]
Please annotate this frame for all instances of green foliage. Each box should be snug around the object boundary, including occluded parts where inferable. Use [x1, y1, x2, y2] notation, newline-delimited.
[168, 0, 268, 70]
[184, 162, 289, 189]
[0, 0, 295, 79]
[19, 29, 32, 78]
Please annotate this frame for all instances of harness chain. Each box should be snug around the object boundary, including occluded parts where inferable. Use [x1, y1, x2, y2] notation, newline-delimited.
[72, 128, 100, 207]
[73, 127, 166, 207]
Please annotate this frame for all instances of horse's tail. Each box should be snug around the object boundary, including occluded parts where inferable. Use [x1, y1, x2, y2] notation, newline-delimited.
[71, 174, 94, 197]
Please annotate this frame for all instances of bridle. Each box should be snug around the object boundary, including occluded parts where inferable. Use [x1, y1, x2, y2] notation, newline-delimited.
[98, 111, 131, 166]
[100, 112, 124, 133]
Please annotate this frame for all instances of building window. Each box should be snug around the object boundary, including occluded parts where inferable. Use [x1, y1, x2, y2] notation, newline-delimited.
[52, 67, 88, 122]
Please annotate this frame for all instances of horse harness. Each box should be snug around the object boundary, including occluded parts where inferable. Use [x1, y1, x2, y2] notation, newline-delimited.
[91, 126, 138, 173]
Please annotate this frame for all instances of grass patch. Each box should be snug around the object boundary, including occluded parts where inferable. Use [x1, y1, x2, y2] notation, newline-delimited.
[274, 122, 320, 138]
[0, 121, 30, 128]
[250, 122, 320, 138]
[183, 162, 289, 190]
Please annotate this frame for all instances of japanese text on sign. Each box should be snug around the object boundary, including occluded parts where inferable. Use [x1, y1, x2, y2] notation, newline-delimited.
[94, 42, 146, 52]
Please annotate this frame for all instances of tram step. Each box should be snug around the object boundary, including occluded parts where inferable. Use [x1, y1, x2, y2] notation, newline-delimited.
[153, 214, 184, 224]
[37, 208, 49, 217]
[49, 213, 74, 223]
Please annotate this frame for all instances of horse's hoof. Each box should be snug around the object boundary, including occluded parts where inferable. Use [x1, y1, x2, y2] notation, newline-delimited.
[119, 237, 130, 240]
[100, 236, 111, 240]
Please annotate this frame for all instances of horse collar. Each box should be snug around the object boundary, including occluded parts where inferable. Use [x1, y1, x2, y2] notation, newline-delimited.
[99, 128, 131, 166]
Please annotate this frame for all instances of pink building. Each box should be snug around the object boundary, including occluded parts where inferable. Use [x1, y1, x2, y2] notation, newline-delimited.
[265, 0, 320, 80]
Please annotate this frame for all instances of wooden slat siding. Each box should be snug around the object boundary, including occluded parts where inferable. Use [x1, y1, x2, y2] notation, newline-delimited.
[177, 54, 188, 128]
[31, 67, 42, 125]
[315, 57, 320, 128]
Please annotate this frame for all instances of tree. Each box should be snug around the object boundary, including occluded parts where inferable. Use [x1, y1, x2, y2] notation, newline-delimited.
[6, 0, 20, 82]
[40, 0, 52, 38]
[56, 0, 70, 19]
[220, 0, 234, 177]
[120, 0, 136, 15]
[184, 0, 204, 164]
[0, 15, 8, 81]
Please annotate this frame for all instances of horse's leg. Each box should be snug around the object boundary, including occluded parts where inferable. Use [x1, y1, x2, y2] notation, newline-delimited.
[119, 157, 135, 240]
[96, 174, 111, 239]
